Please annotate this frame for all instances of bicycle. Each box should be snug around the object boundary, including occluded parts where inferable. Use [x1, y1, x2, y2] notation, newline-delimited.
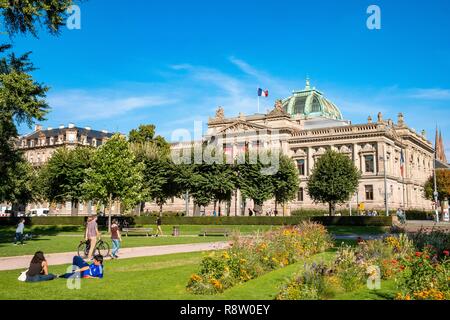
[77, 238, 110, 258]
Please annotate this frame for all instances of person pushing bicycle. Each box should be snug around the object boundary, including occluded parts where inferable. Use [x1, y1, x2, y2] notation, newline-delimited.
[85, 215, 100, 260]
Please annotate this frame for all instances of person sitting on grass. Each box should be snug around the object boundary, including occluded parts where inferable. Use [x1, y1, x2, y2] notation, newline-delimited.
[59, 255, 104, 279]
[25, 251, 57, 282]
[14, 218, 25, 245]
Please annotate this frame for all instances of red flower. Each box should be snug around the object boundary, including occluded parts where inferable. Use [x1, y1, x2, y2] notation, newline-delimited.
[415, 252, 422, 257]
[443, 250, 449, 256]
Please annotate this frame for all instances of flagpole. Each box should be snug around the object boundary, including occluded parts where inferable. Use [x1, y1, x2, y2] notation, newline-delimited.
[257, 86, 260, 113]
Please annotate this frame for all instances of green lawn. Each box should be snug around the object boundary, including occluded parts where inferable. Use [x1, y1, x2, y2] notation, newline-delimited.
[0, 225, 275, 257]
[0, 248, 397, 300]
[0, 251, 337, 300]
[0, 224, 388, 258]
[333, 279, 397, 300]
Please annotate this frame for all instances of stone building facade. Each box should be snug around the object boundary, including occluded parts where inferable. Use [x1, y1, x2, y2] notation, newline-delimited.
[146, 81, 435, 216]
[16, 123, 115, 215]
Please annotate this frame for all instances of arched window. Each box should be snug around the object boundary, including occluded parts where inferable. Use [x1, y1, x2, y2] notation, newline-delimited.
[311, 96, 321, 113]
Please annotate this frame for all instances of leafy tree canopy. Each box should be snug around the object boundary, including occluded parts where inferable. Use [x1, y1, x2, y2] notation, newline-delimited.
[0, 0, 75, 37]
[307, 150, 360, 215]
[424, 169, 450, 202]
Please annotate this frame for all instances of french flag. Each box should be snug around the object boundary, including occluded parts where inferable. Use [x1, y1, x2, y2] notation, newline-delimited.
[258, 88, 269, 97]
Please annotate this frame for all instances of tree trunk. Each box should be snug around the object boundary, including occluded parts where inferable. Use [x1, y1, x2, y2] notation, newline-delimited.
[329, 202, 336, 216]
[218, 201, 221, 216]
[159, 203, 163, 217]
[282, 203, 285, 216]
[108, 194, 113, 233]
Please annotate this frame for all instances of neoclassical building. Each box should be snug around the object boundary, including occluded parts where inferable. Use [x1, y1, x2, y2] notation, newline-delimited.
[15, 123, 115, 215]
[147, 80, 436, 215]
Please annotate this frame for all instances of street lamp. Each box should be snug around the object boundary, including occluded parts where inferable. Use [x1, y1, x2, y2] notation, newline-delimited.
[379, 149, 390, 216]
[433, 153, 440, 223]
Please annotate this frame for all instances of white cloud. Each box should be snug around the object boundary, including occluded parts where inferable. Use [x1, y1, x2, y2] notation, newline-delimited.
[48, 89, 178, 120]
[407, 88, 450, 100]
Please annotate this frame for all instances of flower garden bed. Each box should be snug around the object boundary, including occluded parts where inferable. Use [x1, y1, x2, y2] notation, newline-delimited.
[186, 222, 334, 294]
[277, 231, 450, 300]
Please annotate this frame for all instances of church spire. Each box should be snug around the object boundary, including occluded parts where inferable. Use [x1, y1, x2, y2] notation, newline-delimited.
[435, 127, 448, 163]
[439, 130, 447, 163]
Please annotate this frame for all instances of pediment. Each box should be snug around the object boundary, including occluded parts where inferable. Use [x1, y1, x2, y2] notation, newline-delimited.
[217, 120, 270, 134]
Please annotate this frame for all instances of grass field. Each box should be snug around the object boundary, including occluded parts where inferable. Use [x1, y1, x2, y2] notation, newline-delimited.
[0, 225, 385, 257]
[0, 250, 397, 300]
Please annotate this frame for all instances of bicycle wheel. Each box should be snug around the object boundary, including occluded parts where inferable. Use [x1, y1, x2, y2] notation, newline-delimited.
[77, 242, 88, 258]
[96, 241, 110, 257]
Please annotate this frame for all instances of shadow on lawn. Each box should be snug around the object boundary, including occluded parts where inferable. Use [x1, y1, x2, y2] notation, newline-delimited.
[0, 225, 81, 244]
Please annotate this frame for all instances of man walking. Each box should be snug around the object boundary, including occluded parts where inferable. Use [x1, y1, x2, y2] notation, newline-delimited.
[14, 218, 25, 245]
[85, 215, 100, 260]
[155, 216, 163, 237]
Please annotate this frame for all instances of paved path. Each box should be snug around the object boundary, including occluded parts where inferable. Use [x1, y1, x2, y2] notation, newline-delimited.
[0, 241, 230, 272]
[401, 220, 450, 232]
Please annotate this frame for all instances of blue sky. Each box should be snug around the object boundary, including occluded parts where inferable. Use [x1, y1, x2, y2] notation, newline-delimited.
[7, 0, 450, 156]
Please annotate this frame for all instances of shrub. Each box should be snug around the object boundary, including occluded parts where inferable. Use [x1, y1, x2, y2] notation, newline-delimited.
[276, 262, 335, 300]
[408, 229, 450, 259]
[186, 222, 333, 295]
[334, 245, 366, 292]
[395, 249, 450, 300]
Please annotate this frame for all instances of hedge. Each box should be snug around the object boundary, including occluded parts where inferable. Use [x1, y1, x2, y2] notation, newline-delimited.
[0, 215, 392, 227]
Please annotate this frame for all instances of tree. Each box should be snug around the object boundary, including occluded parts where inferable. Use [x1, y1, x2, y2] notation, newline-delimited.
[271, 154, 300, 215]
[84, 134, 144, 231]
[0, 45, 49, 203]
[129, 124, 170, 156]
[129, 124, 175, 215]
[307, 150, 360, 215]
[38, 147, 93, 215]
[0, 0, 74, 206]
[3, 159, 39, 213]
[237, 151, 275, 214]
[424, 169, 450, 202]
[0, 0, 74, 37]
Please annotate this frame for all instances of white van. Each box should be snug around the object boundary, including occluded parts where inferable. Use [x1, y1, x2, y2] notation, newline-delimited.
[29, 208, 50, 217]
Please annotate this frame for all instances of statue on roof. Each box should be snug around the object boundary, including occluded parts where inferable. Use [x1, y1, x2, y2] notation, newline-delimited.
[267, 99, 289, 117]
[215, 106, 225, 120]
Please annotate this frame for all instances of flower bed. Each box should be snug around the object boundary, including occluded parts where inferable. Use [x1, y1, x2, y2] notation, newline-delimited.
[277, 231, 450, 300]
[186, 221, 333, 295]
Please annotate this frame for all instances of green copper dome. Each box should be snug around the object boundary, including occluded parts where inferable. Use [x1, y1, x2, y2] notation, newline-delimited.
[282, 79, 343, 120]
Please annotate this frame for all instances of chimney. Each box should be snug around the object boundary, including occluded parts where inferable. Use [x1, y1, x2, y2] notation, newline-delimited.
[59, 124, 65, 129]
[85, 126, 91, 131]
[68, 123, 75, 129]
[35, 124, 42, 132]
[47, 127, 53, 131]
[101, 129, 108, 134]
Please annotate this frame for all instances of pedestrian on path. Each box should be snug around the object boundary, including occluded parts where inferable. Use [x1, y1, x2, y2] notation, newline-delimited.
[110, 219, 122, 258]
[85, 215, 100, 260]
[155, 216, 163, 237]
[14, 218, 25, 245]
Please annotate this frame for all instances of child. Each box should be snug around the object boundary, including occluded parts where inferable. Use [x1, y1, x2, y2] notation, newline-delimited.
[59, 255, 104, 279]
[14, 218, 25, 245]
[110, 219, 122, 258]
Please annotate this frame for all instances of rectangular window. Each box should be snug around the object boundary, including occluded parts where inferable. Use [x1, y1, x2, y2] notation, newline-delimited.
[297, 159, 305, 175]
[364, 155, 375, 173]
[365, 185, 374, 201]
[297, 188, 304, 202]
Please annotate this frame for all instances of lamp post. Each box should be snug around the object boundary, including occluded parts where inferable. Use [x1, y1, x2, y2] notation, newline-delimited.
[379, 149, 389, 216]
[433, 154, 440, 223]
